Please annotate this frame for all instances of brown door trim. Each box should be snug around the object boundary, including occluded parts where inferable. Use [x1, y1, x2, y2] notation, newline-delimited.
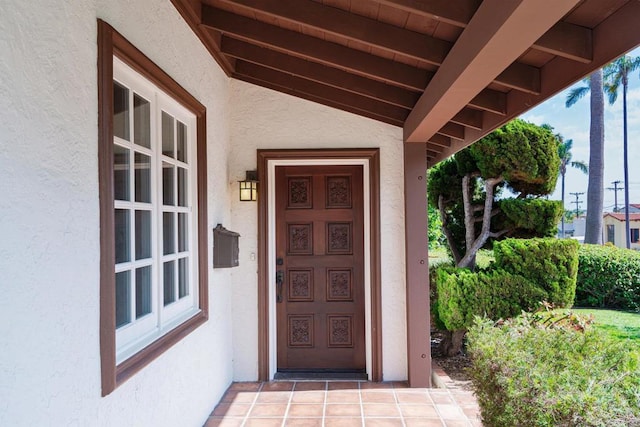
[257, 149, 382, 381]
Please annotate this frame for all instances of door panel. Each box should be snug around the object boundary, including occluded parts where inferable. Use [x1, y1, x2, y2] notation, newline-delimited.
[276, 165, 365, 371]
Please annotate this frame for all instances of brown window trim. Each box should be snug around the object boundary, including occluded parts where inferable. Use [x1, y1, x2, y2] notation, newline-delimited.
[98, 20, 208, 396]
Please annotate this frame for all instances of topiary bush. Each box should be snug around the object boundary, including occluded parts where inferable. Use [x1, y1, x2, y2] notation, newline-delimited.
[429, 262, 453, 332]
[435, 266, 546, 331]
[499, 198, 563, 237]
[431, 238, 580, 355]
[576, 244, 640, 312]
[467, 312, 640, 427]
[493, 238, 579, 307]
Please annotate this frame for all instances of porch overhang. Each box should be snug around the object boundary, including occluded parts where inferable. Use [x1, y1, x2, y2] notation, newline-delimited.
[172, 0, 640, 165]
[170, 0, 640, 388]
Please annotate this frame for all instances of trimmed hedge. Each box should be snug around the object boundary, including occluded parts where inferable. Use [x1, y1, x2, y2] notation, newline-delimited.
[433, 238, 580, 332]
[467, 313, 640, 427]
[500, 198, 563, 237]
[576, 244, 640, 312]
[435, 266, 546, 331]
[494, 238, 579, 307]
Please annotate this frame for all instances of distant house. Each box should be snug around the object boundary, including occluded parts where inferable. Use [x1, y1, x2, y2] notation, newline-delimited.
[603, 212, 640, 249]
[558, 217, 585, 241]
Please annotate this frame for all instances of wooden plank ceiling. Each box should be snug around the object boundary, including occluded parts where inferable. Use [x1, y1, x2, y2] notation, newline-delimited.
[171, 0, 640, 166]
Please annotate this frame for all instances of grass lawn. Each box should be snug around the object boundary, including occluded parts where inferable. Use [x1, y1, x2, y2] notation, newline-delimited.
[428, 246, 450, 266]
[571, 308, 640, 343]
[428, 247, 495, 268]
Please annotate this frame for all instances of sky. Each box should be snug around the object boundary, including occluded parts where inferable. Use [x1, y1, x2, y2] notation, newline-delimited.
[519, 47, 640, 214]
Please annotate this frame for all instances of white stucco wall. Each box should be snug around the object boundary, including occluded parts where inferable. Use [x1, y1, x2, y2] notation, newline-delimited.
[228, 81, 408, 381]
[0, 1, 233, 426]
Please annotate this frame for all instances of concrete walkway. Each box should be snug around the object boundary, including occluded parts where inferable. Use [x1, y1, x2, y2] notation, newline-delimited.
[204, 379, 482, 427]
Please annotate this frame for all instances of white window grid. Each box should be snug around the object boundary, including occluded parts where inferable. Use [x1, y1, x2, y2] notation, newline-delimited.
[113, 57, 199, 362]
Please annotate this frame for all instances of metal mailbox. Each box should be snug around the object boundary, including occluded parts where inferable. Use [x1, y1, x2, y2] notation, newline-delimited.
[213, 224, 240, 268]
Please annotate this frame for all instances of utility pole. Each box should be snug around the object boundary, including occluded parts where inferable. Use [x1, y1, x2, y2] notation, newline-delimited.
[606, 180, 624, 212]
[570, 192, 585, 219]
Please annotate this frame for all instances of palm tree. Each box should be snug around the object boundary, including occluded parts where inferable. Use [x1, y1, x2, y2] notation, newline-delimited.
[557, 137, 588, 238]
[566, 70, 605, 244]
[603, 55, 640, 249]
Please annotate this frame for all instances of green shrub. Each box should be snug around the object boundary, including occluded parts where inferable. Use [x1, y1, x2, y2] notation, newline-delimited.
[467, 312, 640, 427]
[431, 238, 579, 342]
[494, 238, 579, 307]
[577, 244, 640, 312]
[434, 267, 546, 331]
[500, 198, 563, 237]
[429, 262, 454, 331]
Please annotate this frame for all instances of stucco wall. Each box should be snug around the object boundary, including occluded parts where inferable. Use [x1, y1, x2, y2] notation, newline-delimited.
[228, 81, 408, 381]
[0, 1, 233, 425]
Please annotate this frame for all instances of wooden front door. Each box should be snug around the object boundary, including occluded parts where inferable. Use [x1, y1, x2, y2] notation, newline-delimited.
[275, 165, 366, 372]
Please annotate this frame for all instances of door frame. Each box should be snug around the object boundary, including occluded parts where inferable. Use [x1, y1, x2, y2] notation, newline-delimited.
[257, 149, 381, 381]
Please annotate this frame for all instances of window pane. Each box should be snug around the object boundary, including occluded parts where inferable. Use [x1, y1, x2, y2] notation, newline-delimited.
[113, 82, 130, 141]
[133, 94, 151, 148]
[163, 261, 176, 306]
[135, 210, 152, 260]
[163, 212, 175, 255]
[162, 111, 174, 157]
[177, 121, 187, 163]
[115, 271, 131, 328]
[178, 167, 187, 207]
[135, 153, 151, 203]
[113, 145, 130, 201]
[178, 257, 189, 299]
[114, 209, 130, 264]
[135, 266, 152, 318]
[162, 162, 175, 206]
[178, 213, 188, 252]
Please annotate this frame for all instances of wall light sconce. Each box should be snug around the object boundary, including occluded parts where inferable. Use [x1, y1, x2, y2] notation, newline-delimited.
[239, 170, 258, 201]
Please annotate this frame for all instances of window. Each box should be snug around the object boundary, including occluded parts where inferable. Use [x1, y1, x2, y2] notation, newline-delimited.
[631, 228, 639, 243]
[607, 224, 615, 244]
[98, 20, 208, 396]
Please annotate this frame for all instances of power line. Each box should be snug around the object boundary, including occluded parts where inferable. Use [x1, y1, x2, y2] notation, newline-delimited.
[606, 180, 624, 212]
[570, 192, 585, 218]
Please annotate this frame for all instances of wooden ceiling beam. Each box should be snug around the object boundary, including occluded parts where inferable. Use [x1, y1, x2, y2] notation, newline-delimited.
[214, 0, 539, 94]
[428, 134, 452, 148]
[219, 0, 451, 66]
[496, 62, 540, 95]
[201, 6, 431, 91]
[437, 123, 465, 141]
[533, 21, 592, 64]
[221, 37, 419, 109]
[404, 0, 580, 143]
[427, 149, 441, 158]
[429, 0, 640, 164]
[234, 61, 409, 125]
[451, 108, 483, 130]
[377, 0, 592, 63]
[468, 90, 507, 115]
[374, 0, 479, 27]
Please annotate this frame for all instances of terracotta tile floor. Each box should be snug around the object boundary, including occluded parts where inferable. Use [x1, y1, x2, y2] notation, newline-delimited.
[204, 381, 482, 427]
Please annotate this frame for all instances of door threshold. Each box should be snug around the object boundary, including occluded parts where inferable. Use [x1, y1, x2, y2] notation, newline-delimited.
[274, 370, 368, 381]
